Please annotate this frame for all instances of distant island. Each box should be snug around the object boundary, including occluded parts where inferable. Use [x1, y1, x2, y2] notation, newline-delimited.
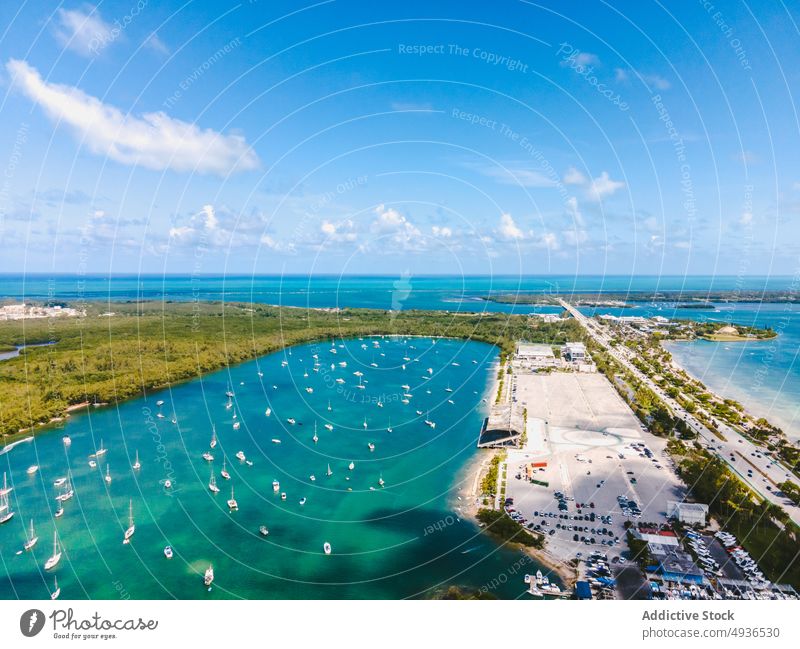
[483, 289, 799, 307]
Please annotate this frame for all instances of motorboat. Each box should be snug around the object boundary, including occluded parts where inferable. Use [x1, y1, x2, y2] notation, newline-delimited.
[259, 526, 269, 536]
[26, 465, 39, 475]
[227, 486, 238, 510]
[164, 479, 172, 489]
[368, 443, 375, 452]
[323, 542, 332, 555]
[348, 461, 355, 471]
[164, 545, 173, 559]
[132, 450, 141, 470]
[299, 497, 306, 506]
[272, 480, 280, 492]
[324, 423, 333, 431]
[287, 418, 296, 425]
[204, 565, 214, 588]
[202, 451, 214, 462]
[271, 438, 282, 444]
[235, 451, 246, 462]
[280, 492, 287, 501]
[265, 408, 271, 417]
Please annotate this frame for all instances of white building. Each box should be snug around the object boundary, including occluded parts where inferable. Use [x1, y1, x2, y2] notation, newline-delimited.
[515, 342, 558, 369]
[562, 341, 587, 362]
[667, 501, 709, 525]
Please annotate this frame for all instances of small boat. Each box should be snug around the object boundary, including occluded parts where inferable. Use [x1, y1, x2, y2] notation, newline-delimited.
[53, 477, 67, 488]
[265, 408, 272, 417]
[401, 399, 409, 405]
[257, 371, 264, 377]
[164, 479, 172, 489]
[24, 519, 38, 550]
[209, 429, 217, 449]
[363, 418, 368, 430]
[0, 492, 14, 524]
[62, 436, 71, 446]
[88, 460, 97, 468]
[401, 384, 410, 391]
[376, 401, 384, 408]
[204, 565, 214, 588]
[232, 421, 240, 430]
[123, 500, 135, 543]
[26, 465, 39, 475]
[355, 377, 365, 390]
[326, 464, 333, 477]
[225, 396, 233, 410]
[50, 576, 61, 600]
[324, 423, 333, 431]
[104, 465, 112, 484]
[368, 443, 375, 452]
[299, 497, 306, 506]
[327, 400, 332, 411]
[156, 399, 165, 406]
[348, 461, 355, 471]
[305, 387, 313, 394]
[447, 399, 455, 405]
[44, 531, 62, 570]
[54, 504, 64, 518]
[280, 492, 287, 501]
[323, 542, 332, 555]
[220, 459, 230, 480]
[309, 475, 316, 482]
[416, 410, 423, 415]
[445, 385, 453, 392]
[95, 440, 107, 456]
[164, 545, 173, 559]
[335, 378, 344, 384]
[170, 417, 177, 425]
[209, 471, 220, 493]
[424, 413, 436, 429]
[236, 450, 246, 462]
[202, 451, 214, 462]
[259, 526, 269, 536]
[132, 450, 141, 470]
[287, 418, 296, 425]
[378, 475, 385, 487]
[227, 486, 238, 510]
[338, 361, 346, 367]
[272, 480, 280, 492]
[55, 484, 74, 502]
[271, 438, 282, 444]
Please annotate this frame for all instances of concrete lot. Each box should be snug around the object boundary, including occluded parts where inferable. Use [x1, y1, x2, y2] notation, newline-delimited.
[505, 372, 686, 564]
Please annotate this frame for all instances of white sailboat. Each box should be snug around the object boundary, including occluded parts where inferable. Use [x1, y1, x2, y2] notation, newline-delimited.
[227, 485, 238, 510]
[312, 422, 318, 444]
[348, 461, 355, 471]
[26, 465, 39, 475]
[387, 418, 393, 433]
[265, 407, 271, 417]
[50, 576, 61, 600]
[204, 565, 214, 588]
[363, 417, 368, 430]
[326, 464, 333, 477]
[104, 465, 112, 484]
[132, 450, 141, 470]
[209, 428, 217, 449]
[209, 470, 220, 493]
[0, 472, 12, 496]
[44, 531, 62, 570]
[378, 474, 385, 487]
[202, 451, 214, 462]
[327, 400, 332, 411]
[324, 423, 333, 431]
[220, 459, 230, 480]
[368, 442, 375, 452]
[95, 439, 108, 456]
[123, 500, 135, 543]
[0, 492, 14, 524]
[24, 519, 38, 550]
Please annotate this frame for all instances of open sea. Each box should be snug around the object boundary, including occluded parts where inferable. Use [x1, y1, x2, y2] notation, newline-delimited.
[0, 274, 798, 599]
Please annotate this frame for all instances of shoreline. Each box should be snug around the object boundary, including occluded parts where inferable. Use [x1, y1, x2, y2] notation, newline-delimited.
[663, 339, 796, 442]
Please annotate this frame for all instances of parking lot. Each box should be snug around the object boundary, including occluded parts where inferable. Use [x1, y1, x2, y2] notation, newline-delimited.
[504, 372, 687, 564]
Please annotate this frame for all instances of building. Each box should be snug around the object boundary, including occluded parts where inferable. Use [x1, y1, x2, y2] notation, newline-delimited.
[477, 404, 525, 448]
[562, 341, 588, 363]
[667, 501, 709, 526]
[515, 342, 558, 369]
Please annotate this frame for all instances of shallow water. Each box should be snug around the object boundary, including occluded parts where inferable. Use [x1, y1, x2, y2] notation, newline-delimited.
[0, 336, 540, 599]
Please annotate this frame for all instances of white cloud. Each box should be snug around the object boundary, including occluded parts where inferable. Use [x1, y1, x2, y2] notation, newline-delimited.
[481, 166, 556, 188]
[561, 52, 600, 67]
[643, 74, 671, 91]
[497, 213, 526, 240]
[614, 68, 628, 82]
[739, 211, 753, 226]
[371, 204, 422, 249]
[563, 167, 587, 185]
[144, 33, 169, 55]
[540, 232, 559, 250]
[260, 234, 296, 254]
[319, 219, 357, 243]
[432, 225, 452, 238]
[566, 196, 584, 227]
[53, 6, 113, 56]
[6, 59, 259, 176]
[587, 171, 625, 201]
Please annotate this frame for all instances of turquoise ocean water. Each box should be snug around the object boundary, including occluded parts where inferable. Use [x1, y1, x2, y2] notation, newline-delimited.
[1, 336, 535, 599]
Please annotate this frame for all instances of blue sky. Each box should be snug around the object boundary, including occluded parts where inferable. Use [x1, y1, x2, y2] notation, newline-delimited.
[0, 0, 798, 276]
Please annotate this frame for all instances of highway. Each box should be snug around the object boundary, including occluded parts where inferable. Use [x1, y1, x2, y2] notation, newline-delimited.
[559, 299, 800, 527]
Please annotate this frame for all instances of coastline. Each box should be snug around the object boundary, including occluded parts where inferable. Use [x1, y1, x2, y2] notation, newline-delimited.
[663, 339, 796, 441]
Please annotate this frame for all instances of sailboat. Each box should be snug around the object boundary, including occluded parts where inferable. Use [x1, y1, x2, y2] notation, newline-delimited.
[355, 376, 365, 390]
[265, 407, 272, 417]
[204, 565, 214, 588]
[445, 383, 453, 392]
[208, 470, 220, 493]
[95, 439, 108, 456]
[368, 442, 375, 452]
[55, 480, 74, 502]
[50, 576, 61, 600]
[132, 450, 141, 470]
[24, 519, 38, 550]
[424, 412, 436, 429]
[104, 465, 112, 484]
[209, 428, 217, 449]
[324, 423, 333, 431]
[327, 400, 332, 411]
[44, 531, 62, 570]
[323, 542, 332, 555]
[348, 461, 355, 471]
[227, 485, 238, 510]
[0, 472, 11, 496]
[0, 492, 14, 524]
[123, 500, 135, 543]
[387, 418, 393, 433]
[225, 395, 233, 410]
[378, 474, 385, 487]
[202, 451, 214, 462]
[326, 464, 333, 477]
[220, 459, 230, 480]
[312, 422, 318, 444]
[363, 417, 368, 430]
